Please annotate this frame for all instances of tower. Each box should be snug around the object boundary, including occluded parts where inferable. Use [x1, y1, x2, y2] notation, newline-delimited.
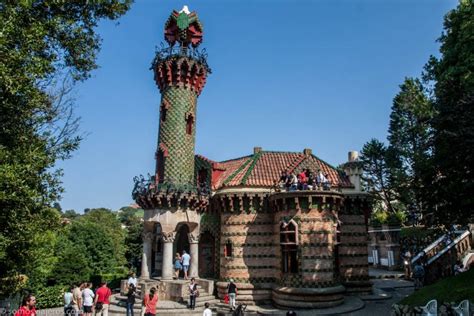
[133, 6, 210, 280]
[153, 6, 210, 186]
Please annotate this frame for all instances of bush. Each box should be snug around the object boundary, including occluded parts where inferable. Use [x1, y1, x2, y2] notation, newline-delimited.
[90, 272, 126, 290]
[370, 211, 389, 226]
[32, 285, 66, 309]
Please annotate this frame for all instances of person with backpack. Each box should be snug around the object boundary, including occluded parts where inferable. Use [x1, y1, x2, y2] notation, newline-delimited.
[126, 283, 136, 316]
[227, 279, 237, 311]
[94, 281, 111, 316]
[142, 287, 158, 316]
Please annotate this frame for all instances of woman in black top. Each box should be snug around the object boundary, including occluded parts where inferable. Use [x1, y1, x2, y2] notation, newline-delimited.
[126, 284, 136, 316]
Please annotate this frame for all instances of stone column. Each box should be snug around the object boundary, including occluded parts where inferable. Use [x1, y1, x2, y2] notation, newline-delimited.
[161, 232, 176, 280]
[188, 232, 200, 278]
[141, 231, 154, 279]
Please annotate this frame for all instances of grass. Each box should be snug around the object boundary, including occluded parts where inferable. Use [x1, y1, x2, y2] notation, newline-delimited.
[399, 268, 474, 306]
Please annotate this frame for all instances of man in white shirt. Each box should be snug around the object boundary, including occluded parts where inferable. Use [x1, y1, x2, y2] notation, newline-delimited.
[127, 272, 137, 288]
[181, 250, 191, 280]
[202, 302, 212, 316]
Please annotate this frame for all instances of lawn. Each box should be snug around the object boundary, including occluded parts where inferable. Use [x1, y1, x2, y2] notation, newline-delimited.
[399, 268, 474, 306]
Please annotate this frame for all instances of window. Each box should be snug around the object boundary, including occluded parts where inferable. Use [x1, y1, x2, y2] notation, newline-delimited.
[186, 115, 194, 135]
[156, 150, 165, 183]
[160, 103, 168, 122]
[280, 221, 298, 273]
[224, 239, 233, 258]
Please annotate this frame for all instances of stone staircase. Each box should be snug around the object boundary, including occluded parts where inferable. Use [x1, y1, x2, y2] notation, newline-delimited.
[109, 282, 220, 316]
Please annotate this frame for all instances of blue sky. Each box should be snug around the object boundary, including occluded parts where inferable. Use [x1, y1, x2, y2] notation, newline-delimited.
[57, 0, 458, 212]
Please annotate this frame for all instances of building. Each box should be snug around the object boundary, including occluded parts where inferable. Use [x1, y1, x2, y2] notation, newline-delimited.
[133, 6, 372, 308]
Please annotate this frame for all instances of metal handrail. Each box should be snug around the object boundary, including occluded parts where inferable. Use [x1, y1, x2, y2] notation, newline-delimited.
[151, 42, 211, 72]
[426, 230, 471, 266]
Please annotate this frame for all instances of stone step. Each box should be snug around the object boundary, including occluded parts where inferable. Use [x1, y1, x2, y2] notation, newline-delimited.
[108, 299, 221, 315]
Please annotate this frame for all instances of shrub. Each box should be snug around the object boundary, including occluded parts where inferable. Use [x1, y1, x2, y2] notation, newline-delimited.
[32, 285, 66, 309]
[370, 211, 389, 226]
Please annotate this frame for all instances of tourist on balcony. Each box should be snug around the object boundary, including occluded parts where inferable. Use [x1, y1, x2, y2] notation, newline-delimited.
[188, 278, 198, 310]
[142, 287, 158, 316]
[298, 170, 307, 190]
[227, 279, 237, 311]
[288, 173, 298, 191]
[181, 250, 191, 280]
[307, 171, 315, 190]
[174, 253, 183, 279]
[323, 173, 331, 190]
[278, 170, 289, 191]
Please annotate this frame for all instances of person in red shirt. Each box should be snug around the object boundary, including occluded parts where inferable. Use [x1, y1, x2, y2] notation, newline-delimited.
[94, 281, 112, 316]
[15, 294, 36, 316]
[142, 287, 158, 316]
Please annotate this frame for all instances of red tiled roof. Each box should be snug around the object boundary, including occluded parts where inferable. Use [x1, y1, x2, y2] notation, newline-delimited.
[198, 150, 353, 190]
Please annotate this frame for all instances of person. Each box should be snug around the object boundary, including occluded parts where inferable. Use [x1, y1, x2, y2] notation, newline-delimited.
[322, 173, 331, 190]
[188, 278, 198, 310]
[174, 253, 183, 279]
[181, 250, 191, 280]
[64, 286, 73, 316]
[202, 302, 212, 316]
[278, 170, 289, 191]
[402, 250, 412, 279]
[307, 171, 314, 190]
[142, 287, 158, 316]
[412, 262, 425, 290]
[127, 272, 137, 288]
[288, 173, 298, 191]
[126, 283, 136, 316]
[298, 170, 307, 190]
[94, 281, 112, 316]
[82, 283, 94, 316]
[227, 279, 237, 311]
[71, 282, 82, 316]
[14, 294, 36, 316]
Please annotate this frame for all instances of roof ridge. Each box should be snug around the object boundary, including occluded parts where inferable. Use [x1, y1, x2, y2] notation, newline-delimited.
[241, 151, 262, 185]
[310, 154, 339, 171]
[222, 157, 253, 186]
[219, 154, 253, 163]
[288, 155, 306, 173]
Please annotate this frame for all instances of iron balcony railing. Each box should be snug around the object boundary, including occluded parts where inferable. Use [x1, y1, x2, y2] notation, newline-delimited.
[151, 42, 211, 73]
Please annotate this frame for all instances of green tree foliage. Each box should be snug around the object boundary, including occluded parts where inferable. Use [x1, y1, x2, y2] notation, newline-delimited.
[387, 78, 435, 216]
[124, 217, 143, 273]
[360, 139, 399, 213]
[0, 0, 131, 294]
[118, 206, 142, 226]
[49, 208, 125, 285]
[425, 0, 474, 226]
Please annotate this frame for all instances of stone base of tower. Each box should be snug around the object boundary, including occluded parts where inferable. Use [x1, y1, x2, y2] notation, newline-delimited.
[272, 285, 346, 309]
[216, 282, 273, 305]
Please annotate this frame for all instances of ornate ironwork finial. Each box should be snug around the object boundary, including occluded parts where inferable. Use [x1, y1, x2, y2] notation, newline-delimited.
[164, 6, 203, 48]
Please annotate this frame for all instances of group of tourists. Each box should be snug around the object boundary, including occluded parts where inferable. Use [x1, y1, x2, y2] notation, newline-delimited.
[63, 280, 113, 316]
[173, 250, 191, 279]
[277, 169, 331, 192]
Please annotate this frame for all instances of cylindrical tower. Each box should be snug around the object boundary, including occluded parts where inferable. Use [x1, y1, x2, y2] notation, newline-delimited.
[153, 6, 209, 186]
[132, 6, 211, 280]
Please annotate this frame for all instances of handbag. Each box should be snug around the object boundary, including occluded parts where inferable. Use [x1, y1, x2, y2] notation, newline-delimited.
[95, 302, 103, 311]
[224, 294, 229, 304]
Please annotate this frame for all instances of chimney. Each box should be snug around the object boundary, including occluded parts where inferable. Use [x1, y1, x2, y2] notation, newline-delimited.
[253, 147, 262, 154]
[303, 148, 312, 156]
[348, 151, 359, 162]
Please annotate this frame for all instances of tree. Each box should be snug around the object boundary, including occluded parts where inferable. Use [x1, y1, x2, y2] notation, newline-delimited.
[387, 78, 435, 218]
[425, 0, 474, 226]
[118, 206, 142, 226]
[62, 209, 80, 220]
[360, 139, 399, 213]
[0, 0, 131, 293]
[124, 217, 143, 273]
